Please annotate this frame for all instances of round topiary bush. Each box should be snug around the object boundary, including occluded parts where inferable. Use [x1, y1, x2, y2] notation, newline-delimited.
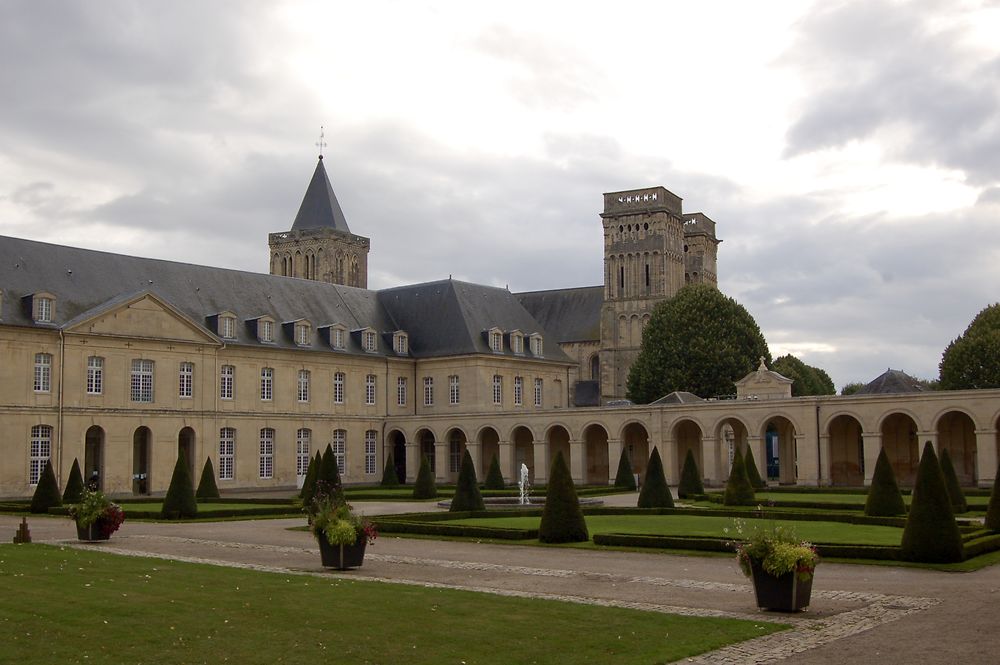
[637, 447, 673, 508]
[939, 448, 968, 514]
[161, 451, 198, 519]
[196, 457, 221, 500]
[30, 459, 62, 514]
[538, 451, 588, 543]
[900, 442, 964, 563]
[614, 448, 637, 490]
[864, 447, 906, 516]
[723, 447, 755, 506]
[412, 455, 437, 499]
[484, 454, 505, 490]
[62, 458, 85, 504]
[450, 450, 485, 512]
[677, 448, 704, 499]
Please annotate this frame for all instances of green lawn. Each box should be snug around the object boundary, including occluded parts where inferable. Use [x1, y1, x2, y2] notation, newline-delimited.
[0, 545, 786, 664]
[117, 502, 294, 513]
[750, 491, 989, 508]
[450, 514, 904, 545]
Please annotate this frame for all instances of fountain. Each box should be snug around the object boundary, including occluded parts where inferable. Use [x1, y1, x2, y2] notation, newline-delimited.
[518, 463, 531, 505]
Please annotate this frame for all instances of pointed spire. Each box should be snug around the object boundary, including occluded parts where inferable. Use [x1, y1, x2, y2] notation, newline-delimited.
[291, 157, 351, 233]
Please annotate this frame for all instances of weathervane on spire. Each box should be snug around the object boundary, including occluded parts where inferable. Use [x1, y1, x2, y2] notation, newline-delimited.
[316, 126, 327, 160]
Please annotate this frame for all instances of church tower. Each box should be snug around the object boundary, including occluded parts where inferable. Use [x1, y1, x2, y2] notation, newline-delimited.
[268, 156, 370, 288]
[598, 187, 720, 401]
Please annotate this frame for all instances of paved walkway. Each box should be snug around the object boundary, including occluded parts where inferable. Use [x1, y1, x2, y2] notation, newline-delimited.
[4, 500, 999, 664]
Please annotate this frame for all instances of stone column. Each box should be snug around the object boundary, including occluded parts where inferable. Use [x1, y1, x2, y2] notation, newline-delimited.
[465, 441, 482, 478]
[569, 439, 585, 484]
[975, 430, 998, 488]
[862, 432, 882, 485]
[817, 433, 831, 487]
[499, 440, 515, 484]
[917, 431, 938, 454]
[661, 434, 677, 485]
[607, 438, 622, 486]
[703, 435, 719, 487]
[533, 440, 549, 484]
[434, 441, 448, 482]
[794, 434, 818, 486]
[405, 441, 419, 482]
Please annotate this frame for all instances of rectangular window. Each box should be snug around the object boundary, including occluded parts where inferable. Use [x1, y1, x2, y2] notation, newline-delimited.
[221, 316, 236, 339]
[514, 376, 523, 406]
[220, 365, 235, 400]
[86, 356, 103, 395]
[490, 330, 502, 352]
[259, 428, 274, 479]
[365, 430, 377, 475]
[296, 429, 311, 476]
[363, 330, 377, 352]
[296, 324, 310, 346]
[36, 297, 52, 323]
[333, 372, 345, 404]
[178, 361, 194, 398]
[423, 376, 434, 406]
[534, 378, 543, 407]
[531, 336, 544, 356]
[397, 376, 407, 407]
[297, 369, 310, 402]
[333, 328, 345, 349]
[131, 359, 154, 403]
[260, 320, 274, 343]
[260, 367, 273, 401]
[512, 335, 523, 354]
[395, 334, 408, 354]
[492, 374, 502, 406]
[449, 375, 460, 405]
[333, 429, 346, 475]
[29, 424, 52, 485]
[365, 374, 376, 406]
[219, 428, 235, 480]
[449, 439, 462, 473]
[34, 353, 52, 393]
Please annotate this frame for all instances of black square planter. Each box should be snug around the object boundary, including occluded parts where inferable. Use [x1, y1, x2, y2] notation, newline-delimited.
[749, 559, 813, 612]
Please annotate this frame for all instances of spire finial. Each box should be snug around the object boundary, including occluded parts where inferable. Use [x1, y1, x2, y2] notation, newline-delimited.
[315, 126, 327, 160]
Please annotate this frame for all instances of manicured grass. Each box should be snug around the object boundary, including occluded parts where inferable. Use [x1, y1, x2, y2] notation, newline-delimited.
[0, 545, 786, 664]
[750, 492, 989, 508]
[117, 502, 293, 513]
[449, 514, 904, 545]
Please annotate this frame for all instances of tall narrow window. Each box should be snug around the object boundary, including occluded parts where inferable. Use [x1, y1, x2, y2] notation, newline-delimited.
[296, 429, 311, 477]
[29, 424, 52, 485]
[333, 429, 346, 474]
[512, 334, 523, 354]
[260, 320, 274, 343]
[178, 361, 194, 398]
[534, 378, 543, 407]
[395, 334, 408, 354]
[86, 356, 103, 395]
[34, 353, 52, 393]
[36, 297, 53, 323]
[297, 369, 310, 402]
[130, 359, 154, 403]
[531, 336, 543, 356]
[365, 374, 376, 406]
[490, 330, 502, 352]
[296, 324, 310, 346]
[423, 377, 434, 406]
[449, 437, 462, 473]
[259, 428, 274, 479]
[449, 375, 460, 405]
[364, 430, 377, 475]
[492, 374, 502, 405]
[644, 262, 650, 289]
[221, 316, 236, 340]
[333, 372, 345, 405]
[219, 428, 235, 480]
[397, 376, 407, 407]
[220, 365, 235, 400]
[260, 367, 273, 401]
[363, 330, 377, 352]
[513, 376, 523, 406]
[332, 328, 345, 350]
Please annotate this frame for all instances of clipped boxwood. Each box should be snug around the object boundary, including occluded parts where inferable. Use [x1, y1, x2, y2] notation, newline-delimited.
[381, 452, 400, 487]
[744, 445, 766, 490]
[450, 450, 485, 512]
[939, 448, 968, 514]
[613, 448, 637, 490]
[484, 454, 505, 490]
[161, 451, 198, 519]
[412, 455, 437, 499]
[196, 458, 221, 500]
[677, 449, 704, 499]
[901, 442, 964, 563]
[538, 451, 588, 543]
[62, 458, 85, 504]
[865, 447, 906, 516]
[637, 448, 673, 508]
[986, 462, 1000, 532]
[723, 448, 755, 506]
[30, 460, 62, 514]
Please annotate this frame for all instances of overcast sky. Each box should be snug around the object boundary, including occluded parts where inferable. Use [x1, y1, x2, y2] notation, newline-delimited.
[2, 0, 998, 390]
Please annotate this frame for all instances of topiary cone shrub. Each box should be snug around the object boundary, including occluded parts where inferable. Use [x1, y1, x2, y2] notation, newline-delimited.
[30, 459, 62, 513]
[677, 448, 704, 499]
[484, 454, 505, 490]
[412, 455, 437, 499]
[613, 448, 637, 490]
[985, 462, 1000, 532]
[864, 447, 906, 516]
[319, 444, 342, 487]
[538, 451, 589, 543]
[161, 451, 198, 519]
[299, 453, 319, 503]
[744, 445, 766, 490]
[939, 448, 968, 514]
[450, 450, 485, 512]
[62, 458, 85, 504]
[380, 452, 400, 487]
[637, 448, 673, 508]
[196, 458, 221, 500]
[723, 447, 755, 506]
[900, 442, 964, 563]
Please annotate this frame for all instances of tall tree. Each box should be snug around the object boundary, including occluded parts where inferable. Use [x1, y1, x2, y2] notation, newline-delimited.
[772, 354, 835, 396]
[939, 303, 1000, 390]
[627, 284, 770, 402]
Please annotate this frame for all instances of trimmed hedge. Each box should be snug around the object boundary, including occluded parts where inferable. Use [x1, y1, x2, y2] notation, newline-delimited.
[939, 448, 968, 514]
[381, 452, 400, 487]
[62, 458, 85, 504]
[723, 448, 755, 506]
[30, 460, 62, 514]
[299, 452, 320, 502]
[901, 442, 964, 563]
[677, 449, 704, 499]
[484, 454, 505, 490]
[637, 448, 673, 508]
[319, 445, 342, 488]
[744, 445, 766, 490]
[450, 450, 485, 512]
[412, 455, 437, 499]
[196, 458, 221, 500]
[865, 447, 906, 516]
[538, 451, 588, 543]
[986, 462, 1000, 531]
[613, 448, 637, 490]
[161, 452, 198, 519]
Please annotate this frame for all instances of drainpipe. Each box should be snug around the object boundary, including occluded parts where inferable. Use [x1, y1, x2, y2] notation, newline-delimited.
[57, 329, 66, 485]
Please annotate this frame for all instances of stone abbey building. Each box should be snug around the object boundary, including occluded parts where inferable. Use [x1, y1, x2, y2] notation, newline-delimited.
[1, 158, 997, 498]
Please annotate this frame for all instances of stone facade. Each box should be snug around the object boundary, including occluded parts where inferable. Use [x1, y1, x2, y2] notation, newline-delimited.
[268, 228, 370, 288]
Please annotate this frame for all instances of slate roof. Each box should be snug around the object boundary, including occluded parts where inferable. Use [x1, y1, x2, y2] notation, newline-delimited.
[650, 391, 704, 405]
[290, 157, 351, 233]
[515, 285, 603, 344]
[855, 368, 926, 395]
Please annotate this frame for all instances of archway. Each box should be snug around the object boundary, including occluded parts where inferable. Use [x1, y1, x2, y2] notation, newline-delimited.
[84, 426, 105, 491]
[479, 427, 500, 478]
[546, 425, 571, 474]
[881, 412, 919, 485]
[583, 424, 609, 485]
[388, 429, 407, 484]
[621, 422, 650, 480]
[763, 416, 797, 484]
[937, 411, 977, 486]
[673, 419, 703, 483]
[132, 426, 152, 495]
[715, 418, 749, 482]
[416, 429, 436, 474]
[178, 427, 196, 481]
[828, 415, 864, 486]
[512, 426, 535, 480]
[446, 428, 468, 482]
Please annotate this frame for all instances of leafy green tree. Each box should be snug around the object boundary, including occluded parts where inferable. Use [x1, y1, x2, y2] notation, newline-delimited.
[450, 450, 485, 512]
[161, 451, 198, 519]
[30, 460, 62, 513]
[412, 455, 437, 499]
[864, 448, 906, 516]
[627, 284, 770, 402]
[840, 382, 866, 396]
[723, 448, 755, 506]
[900, 442, 963, 563]
[538, 452, 589, 543]
[939, 448, 968, 514]
[939, 303, 1000, 389]
[677, 449, 704, 499]
[637, 448, 673, 508]
[484, 454, 505, 490]
[772, 354, 835, 396]
[380, 452, 400, 487]
[196, 458, 221, 499]
[985, 463, 1000, 531]
[613, 448, 637, 490]
[744, 446, 766, 490]
[62, 458, 85, 504]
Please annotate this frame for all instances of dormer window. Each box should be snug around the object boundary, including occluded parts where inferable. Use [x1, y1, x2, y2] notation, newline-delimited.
[250, 316, 275, 343]
[393, 332, 408, 355]
[487, 327, 503, 353]
[295, 322, 311, 346]
[28, 292, 56, 323]
[363, 330, 377, 353]
[216, 312, 238, 340]
[327, 324, 347, 350]
[530, 333, 543, 356]
[510, 331, 524, 355]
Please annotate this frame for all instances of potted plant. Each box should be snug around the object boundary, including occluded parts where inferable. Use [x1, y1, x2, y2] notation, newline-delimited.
[68, 488, 126, 541]
[307, 481, 377, 569]
[733, 521, 818, 612]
